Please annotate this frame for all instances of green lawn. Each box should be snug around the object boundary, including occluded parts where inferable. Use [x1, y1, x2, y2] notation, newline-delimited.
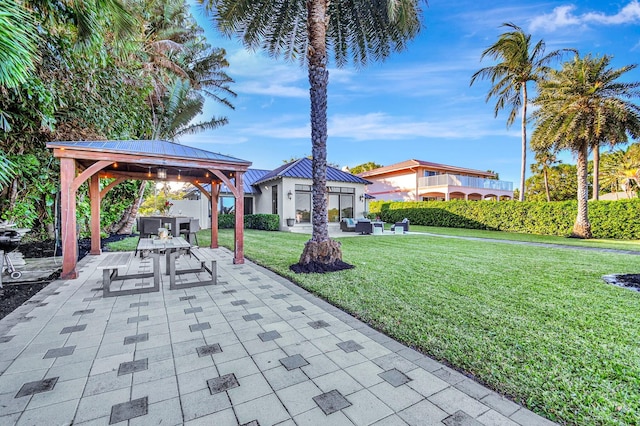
[406, 225, 640, 252]
[107, 229, 640, 425]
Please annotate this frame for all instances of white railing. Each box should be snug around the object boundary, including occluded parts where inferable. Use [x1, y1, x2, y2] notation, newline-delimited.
[418, 174, 513, 191]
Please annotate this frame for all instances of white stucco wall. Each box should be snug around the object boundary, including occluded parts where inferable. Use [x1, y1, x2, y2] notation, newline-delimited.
[366, 173, 417, 201]
[255, 178, 368, 230]
[167, 199, 210, 229]
[196, 177, 368, 231]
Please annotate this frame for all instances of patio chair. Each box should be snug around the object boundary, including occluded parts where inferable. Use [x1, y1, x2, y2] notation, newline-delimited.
[136, 218, 162, 257]
[340, 218, 357, 232]
[391, 218, 410, 234]
[140, 218, 162, 238]
[355, 219, 373, 234]
[179, 218, 200, 246]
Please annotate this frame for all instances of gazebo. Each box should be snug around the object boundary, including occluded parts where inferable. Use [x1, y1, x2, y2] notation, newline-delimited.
[46, 140, 252, 280]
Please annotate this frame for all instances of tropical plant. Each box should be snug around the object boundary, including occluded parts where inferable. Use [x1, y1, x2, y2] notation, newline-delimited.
[530, 150, 559, 202]
[200, 0, 423, 271]
[350, 162, 383, 175]
[599, 145, 640, 198]
[0, 153, 14, 190]
[151, 77, 228, 140]
[24, 0, 137, 51]
[0, 2, 38, 89]
[525, 163, 577, 202]
[470, 23, 571, 202]
[531, 54, 640, 238]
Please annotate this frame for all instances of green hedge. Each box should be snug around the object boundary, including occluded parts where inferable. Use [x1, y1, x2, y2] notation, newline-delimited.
[218, 214, 280, 231]
[369, 199, 640, 240]
[244, 214, 280, 231]
[218, 214, 235, 229]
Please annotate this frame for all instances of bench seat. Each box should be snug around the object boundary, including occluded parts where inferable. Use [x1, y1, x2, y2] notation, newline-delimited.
[97, 252, 159, 297]
[168, 247, 217, 290]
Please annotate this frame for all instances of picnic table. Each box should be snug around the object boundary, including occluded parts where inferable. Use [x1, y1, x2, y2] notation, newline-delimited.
[136, 237, 191, 273]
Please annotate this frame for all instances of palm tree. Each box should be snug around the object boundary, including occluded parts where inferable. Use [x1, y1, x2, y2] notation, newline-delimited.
[200, 0, 423, 272]
[0, 2, 38, 90]
[24, 0, 137, 50]
[151, 77, 229, 140]
[470, 23, 570, 202]
[600, 147, 640, 198]
[531, 54, 640, 238]
[530, 150, 559, 202]
[113, 0, 235, 235]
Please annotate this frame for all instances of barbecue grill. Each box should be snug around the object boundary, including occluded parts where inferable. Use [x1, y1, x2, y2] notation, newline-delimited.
[0, 223, 29, 282]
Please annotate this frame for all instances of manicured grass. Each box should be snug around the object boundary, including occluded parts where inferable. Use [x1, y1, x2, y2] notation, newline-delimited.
[107, 229, 640, 424]
[406, 225, 640, 252]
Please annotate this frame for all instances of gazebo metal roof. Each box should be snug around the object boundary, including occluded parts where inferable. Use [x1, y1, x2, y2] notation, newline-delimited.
[47, 140, 251, 183]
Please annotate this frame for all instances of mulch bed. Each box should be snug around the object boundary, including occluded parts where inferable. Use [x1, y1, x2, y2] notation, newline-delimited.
[602, 274, 640, 292]
[0, 234, 134, 320]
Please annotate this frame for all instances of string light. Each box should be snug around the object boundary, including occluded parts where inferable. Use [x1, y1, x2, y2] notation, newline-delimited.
[147, 167, 151, 178]
[178, 169, 181, 180]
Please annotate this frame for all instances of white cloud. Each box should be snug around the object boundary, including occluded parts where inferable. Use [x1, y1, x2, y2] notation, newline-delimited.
[583, 1, 640, 24]
[210, 111, 516, 142]
[178, 133, 249, 146]
[226, 48, 308, 98]
[530, 1, 640, 32]
[328, 112, 515, 141]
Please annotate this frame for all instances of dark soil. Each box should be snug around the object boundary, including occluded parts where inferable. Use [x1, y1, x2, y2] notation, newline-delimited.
[0, 234, 135, 320]
[289, 260, 355, 274]
[605, 274, 640, 291]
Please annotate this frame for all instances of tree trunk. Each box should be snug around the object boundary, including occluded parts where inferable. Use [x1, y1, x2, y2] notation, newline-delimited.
[292, 0, 351, 273]
[519, 85, 527, 201]
[111, 181, 146, 234]
[572, 142, 592, 238]
[592, 145, 599, 200]
[543, 168, 550, 202]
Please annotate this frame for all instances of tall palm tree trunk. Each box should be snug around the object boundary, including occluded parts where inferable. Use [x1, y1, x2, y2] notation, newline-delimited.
[308, 0, 329, 244]
[573, 142, 592, 238]
[294, 0, 348, 272]
[519, 85, 527, 201]
[592, 145, 599, 200]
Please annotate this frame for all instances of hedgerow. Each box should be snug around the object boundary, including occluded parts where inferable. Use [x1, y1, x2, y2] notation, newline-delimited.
[369, 199, 640, 239]
[219, 213, 280, 231]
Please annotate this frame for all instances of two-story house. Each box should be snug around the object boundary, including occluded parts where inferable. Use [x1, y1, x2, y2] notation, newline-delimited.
[358, 159, 513, 201]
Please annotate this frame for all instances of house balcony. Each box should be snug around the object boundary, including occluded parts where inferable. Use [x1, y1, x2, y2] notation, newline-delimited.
[417, 174, 513, 201]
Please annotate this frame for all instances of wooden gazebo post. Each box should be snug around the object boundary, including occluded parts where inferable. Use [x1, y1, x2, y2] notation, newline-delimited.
[211, 182, 219, 249]
[89, 174, 101, 255]
[60, 157, 78, 279]
[233, 172, 244, 264]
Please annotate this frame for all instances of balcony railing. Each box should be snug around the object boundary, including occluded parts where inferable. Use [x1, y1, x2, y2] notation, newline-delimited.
[418, 174, 513, 191]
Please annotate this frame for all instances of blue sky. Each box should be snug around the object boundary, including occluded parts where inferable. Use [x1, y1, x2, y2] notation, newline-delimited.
[183, 0, 640, 185]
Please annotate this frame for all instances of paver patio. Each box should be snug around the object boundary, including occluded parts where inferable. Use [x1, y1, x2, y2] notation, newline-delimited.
[0, 247, 556, 425]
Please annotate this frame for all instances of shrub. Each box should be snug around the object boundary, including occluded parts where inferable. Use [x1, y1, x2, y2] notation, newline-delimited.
[218, 213, 280, 231]
[218, 214, 235, 229]
[368, 199, 640, 240]
[244, 214, 280, 231]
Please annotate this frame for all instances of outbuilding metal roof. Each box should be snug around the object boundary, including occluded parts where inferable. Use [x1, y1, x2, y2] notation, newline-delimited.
[195, 169, 271, 195]
[253, 158, 370, 185]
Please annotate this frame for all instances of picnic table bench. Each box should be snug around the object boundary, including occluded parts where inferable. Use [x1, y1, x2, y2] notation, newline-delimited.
[168, 246, 217, 290]
[97, 252, 159, 298]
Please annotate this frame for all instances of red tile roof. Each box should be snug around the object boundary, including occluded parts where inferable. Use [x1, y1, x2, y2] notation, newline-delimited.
[357, 159, 495, 178]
